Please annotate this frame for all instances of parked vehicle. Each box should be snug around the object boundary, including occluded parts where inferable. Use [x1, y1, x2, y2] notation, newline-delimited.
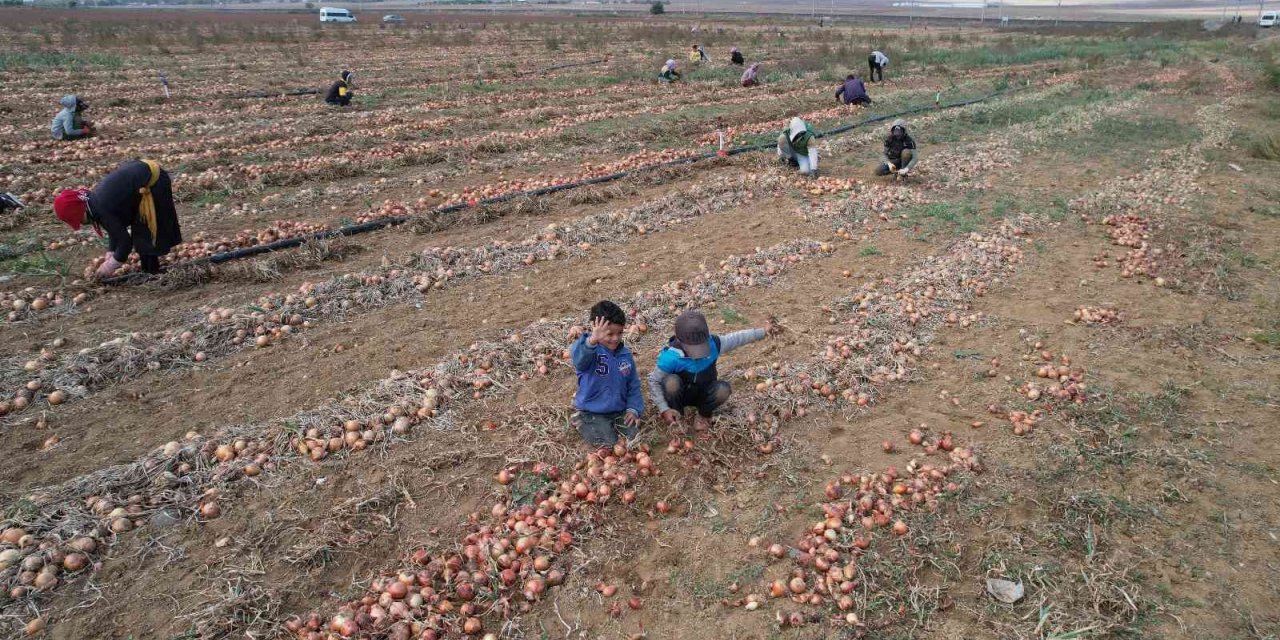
[1260, 10, 1278, 26]
[382, 14, 406, 24]
[319, 7, 357, 23]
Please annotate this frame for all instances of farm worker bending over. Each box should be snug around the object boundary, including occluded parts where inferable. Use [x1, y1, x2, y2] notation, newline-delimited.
[570, 300, 644, 447]
[876, 119, 919, 178]
[835, 74, 870, 105]
[325, 70, 355, 107]
[51, 95, 92, 140]
[741, 63, 761, 87]
[658, 60, 681, 83]
[868, 50, 888, 82]
[649, 311, 774, 431]
[730, 47, 745, 65]
[777, 117, 819, 178]
[689, 44, 709, 63]
[53, 159, 183, 278]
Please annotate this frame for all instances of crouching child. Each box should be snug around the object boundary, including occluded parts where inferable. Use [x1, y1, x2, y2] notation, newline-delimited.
[649, 310, 771, 431]
[571, 301, 644, 447]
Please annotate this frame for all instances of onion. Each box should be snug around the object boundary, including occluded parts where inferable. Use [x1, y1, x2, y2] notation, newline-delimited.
[47, 390, 66, 405]
[1, 527, 27, 544]
[199, 502, 221, 519]
[462, 617, 483, 635]
[24, 618, 44, 636]
[62, 553, 88, 572]
[33, 570, 58, 590]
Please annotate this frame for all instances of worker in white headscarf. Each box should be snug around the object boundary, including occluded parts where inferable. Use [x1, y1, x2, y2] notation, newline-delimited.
[776, 117, 819, 178]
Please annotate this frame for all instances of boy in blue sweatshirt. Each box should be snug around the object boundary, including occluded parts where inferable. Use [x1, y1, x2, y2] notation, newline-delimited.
[571, 300, 644, 447]
[648, 310, 772, 431]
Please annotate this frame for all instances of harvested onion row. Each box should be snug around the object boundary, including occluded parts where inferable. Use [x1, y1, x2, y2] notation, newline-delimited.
[730, 447, 980, 628]
[0, 176, 781, 416]
[1070, 101, 1237, 286]
[288, 446, 659, 639]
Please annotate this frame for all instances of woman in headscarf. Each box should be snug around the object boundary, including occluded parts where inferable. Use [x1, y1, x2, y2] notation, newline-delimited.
[325, 70, 355, 107]
[730, 47, 744, 65]
[658, 59, 681, 83]
[740, 63, 761, 87]
[776, 117, 819, 178]
[51, 95, 92, 140]
[53, 159, 183, 278]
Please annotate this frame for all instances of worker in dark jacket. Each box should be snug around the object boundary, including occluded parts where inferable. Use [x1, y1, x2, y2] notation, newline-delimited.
[875, 119, 919, 178]
[325, 70, 354, 107]
[730, 47, 745, 65]
[835, 74, 870, 105]
[53, 159, 183, 277]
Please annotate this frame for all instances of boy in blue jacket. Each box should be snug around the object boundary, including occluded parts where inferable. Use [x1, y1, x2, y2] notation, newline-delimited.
[571, 300, 644, 447]
[648, 310, 773, 431]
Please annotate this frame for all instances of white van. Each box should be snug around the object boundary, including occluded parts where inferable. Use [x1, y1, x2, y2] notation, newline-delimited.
[1260, 11, 1278, 26]
[320, 7, 357, 23]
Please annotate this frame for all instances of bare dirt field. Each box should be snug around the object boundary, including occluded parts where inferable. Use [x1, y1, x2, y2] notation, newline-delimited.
[1, 9, 1278, 640]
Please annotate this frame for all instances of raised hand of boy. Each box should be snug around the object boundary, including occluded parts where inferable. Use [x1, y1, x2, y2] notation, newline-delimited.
[586, 316, 610, 347]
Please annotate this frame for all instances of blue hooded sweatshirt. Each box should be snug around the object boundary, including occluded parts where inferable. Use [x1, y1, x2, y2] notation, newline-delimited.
[571, 333, 643, 416]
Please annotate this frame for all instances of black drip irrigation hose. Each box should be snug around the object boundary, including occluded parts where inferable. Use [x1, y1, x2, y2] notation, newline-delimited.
[239, 88, 323, 99]
[102, 84, 1028, 286]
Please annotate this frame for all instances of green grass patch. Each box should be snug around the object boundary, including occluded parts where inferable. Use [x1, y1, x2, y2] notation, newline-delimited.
[901, 37, 1184, 71]
[899, 200, 984, 240]
[1250, 330, 1280, 347]
[719, 307, 748, 325]
[0, 51, 123, 71]
[1074, 115, 1199, 157]
[0, 252, 69, 280]
[1248, 132, 1280, 161]
[858, 244, 882, 257]
[926, 87, 1113, 144]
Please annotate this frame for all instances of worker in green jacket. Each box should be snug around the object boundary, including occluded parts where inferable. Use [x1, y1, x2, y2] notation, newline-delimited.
[776, 117, 818, 177]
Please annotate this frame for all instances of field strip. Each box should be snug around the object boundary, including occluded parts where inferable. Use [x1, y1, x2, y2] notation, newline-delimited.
[3, 80, 1069, 299]
[0, 225, 850, 626]
[277, 206, 1036, 639]
[0, 174, 787, 421]
[0, 87, 1165, 428]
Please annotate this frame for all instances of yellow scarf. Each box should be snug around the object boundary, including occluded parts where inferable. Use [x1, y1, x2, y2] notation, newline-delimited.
[138, 159, 160, 242]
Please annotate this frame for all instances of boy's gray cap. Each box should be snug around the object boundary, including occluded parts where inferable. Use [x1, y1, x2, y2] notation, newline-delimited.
[675, 310, 711, 358]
